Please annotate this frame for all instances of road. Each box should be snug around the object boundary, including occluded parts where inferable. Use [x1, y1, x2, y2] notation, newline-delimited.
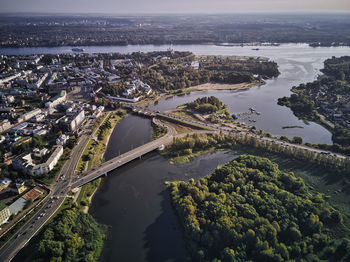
[71, 117, 173, 188]
[127, 104, 350, 161]
[0, 122, 91, 262]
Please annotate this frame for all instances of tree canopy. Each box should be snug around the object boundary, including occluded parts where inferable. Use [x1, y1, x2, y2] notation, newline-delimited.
[167, 155, 350, 262]
[32, 208, 105, 262]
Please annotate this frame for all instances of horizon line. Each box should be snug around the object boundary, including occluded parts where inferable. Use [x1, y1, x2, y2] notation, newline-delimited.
[1, 10, 350, 17]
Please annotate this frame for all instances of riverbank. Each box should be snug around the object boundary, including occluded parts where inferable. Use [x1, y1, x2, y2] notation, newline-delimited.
[77, 110, 127, 213]
[187, 81, 263, 91]
[83, 182, 100, 214]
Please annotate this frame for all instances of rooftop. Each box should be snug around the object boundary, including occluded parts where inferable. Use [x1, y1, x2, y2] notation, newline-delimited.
[0, 202, 7, 212]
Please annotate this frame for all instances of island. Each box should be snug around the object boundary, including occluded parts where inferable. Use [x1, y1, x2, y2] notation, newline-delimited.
[177, 96, 232, 123]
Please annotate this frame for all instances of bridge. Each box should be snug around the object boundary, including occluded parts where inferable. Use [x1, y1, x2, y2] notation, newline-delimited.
[71, 118, 173, 188]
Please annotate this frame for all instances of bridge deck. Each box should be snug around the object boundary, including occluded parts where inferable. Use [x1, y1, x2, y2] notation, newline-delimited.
[71, 133, 172, 188]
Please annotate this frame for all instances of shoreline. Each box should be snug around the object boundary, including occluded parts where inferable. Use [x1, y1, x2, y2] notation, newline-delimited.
[80, 111, 126, 214]
[83, 180, 100, 214]
[186, 81, 263, 92]
[136, 81, 264, 108]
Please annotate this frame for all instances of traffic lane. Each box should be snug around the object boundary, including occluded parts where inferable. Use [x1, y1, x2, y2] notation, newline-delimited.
[0, 196, 62, 261]
[0, 127, 90, 261]
[72, 139, 172, 187]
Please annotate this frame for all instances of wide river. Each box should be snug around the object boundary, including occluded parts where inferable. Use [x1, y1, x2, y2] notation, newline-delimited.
[3, 44, 350, 261]
[2, 43, 350, 143]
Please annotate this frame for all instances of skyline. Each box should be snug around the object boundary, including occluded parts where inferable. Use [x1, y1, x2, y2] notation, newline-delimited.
[0, 0, 350, 14]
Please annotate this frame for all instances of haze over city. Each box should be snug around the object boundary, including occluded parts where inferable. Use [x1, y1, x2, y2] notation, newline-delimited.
[1, 0, 350, 13]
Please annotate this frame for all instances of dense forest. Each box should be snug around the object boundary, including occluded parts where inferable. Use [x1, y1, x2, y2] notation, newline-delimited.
[30, 208, 105, 262]
[167, 155, 350, 262]
[278, 56, 350, 152]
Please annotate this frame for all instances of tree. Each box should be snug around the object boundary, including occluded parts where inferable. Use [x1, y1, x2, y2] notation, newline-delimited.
[292, 136, 303, 144]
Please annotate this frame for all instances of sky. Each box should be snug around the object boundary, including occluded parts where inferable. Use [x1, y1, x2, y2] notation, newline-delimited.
[0, 0, 349, 14]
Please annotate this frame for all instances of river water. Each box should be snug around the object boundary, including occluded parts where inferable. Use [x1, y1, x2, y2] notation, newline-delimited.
[89, 114, 236, 261]
[2, 43, 350, 143]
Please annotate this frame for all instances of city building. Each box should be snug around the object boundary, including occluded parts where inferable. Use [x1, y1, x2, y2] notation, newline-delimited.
[33, 148, 48, 158]
[0, 119, 12, 133]
[45, 90, 67, 108]
[27, 73, 48, 89]
[56, 134, 69, 145]
[12, 145, 64, 176]
[0, 73, 21, 85]
[0, 178, 12, 192]
[22, 186, 44, 201]
[18, 108, 42, 123]
[0, 203, 11, 225]
[9, 197, 27, 215]
[10, 181, 27, 195]
[60, 109, 85, 132]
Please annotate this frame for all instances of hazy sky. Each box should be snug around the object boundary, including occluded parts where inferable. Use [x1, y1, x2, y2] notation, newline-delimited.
[1, 0, 349, 14]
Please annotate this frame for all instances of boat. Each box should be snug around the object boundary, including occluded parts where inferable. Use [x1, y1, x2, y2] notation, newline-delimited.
[72, 48, 84, 52]
[252, 48, 260, 51]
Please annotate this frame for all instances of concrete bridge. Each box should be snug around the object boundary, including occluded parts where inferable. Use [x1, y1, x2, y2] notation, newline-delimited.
[71, 118, 173, 188]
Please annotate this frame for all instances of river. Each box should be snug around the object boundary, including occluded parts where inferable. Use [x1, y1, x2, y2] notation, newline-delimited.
[2, 43, 350, 143]
[89, 114, 236, 261]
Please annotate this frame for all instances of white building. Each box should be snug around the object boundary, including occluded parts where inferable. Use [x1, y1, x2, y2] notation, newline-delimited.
[0, 73, 21, 85]
[18, 108, 42, 123]
[34, 148, 48, 158]
[0, 119, 12, 133]
[12, 145, 64, 176]
[27, 73, 48, 89]
[56, 134, 69, 145]
[68, 110, 85, 131]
